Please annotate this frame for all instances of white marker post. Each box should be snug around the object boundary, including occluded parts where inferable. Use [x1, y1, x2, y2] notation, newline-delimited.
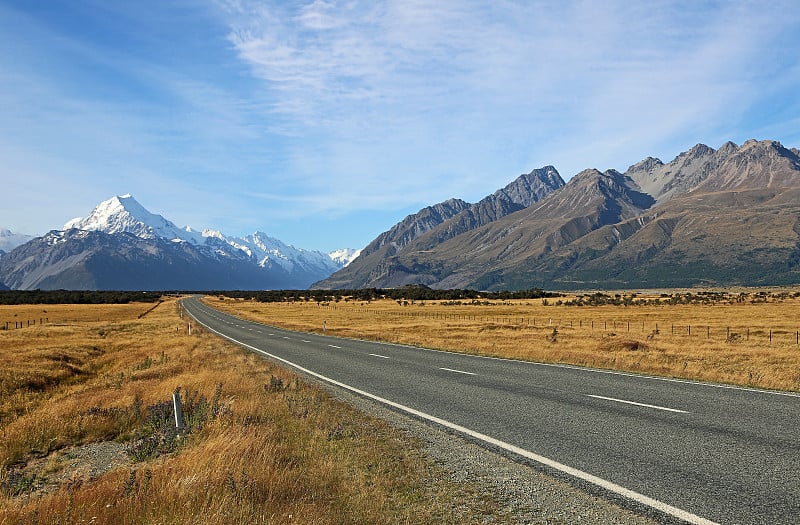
[173, 388, 184, 431]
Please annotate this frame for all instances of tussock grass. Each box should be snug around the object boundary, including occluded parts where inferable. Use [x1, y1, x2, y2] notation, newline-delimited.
[0, 299, 501, 524]
[209, 293, 800, 392]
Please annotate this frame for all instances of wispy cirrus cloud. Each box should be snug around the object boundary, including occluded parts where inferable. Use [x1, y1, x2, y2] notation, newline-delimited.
[2, 1, 799, 251]
[222, 0, 800, 207]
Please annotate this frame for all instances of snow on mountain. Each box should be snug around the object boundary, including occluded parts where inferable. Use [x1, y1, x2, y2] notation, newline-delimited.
[225, 232, 343, 275]
[328, 248, 361, 267]
[61, 195, 357, 284]
[64, 194, 204, 244]
[0, 228, 34, 253]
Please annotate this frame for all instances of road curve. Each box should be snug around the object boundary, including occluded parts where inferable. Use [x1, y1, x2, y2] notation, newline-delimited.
[182, 296, 800, 525]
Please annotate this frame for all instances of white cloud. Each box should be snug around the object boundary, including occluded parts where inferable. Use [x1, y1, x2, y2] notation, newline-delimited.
[222, 0, 800, 193]
[3, 1, 800, 250]
[9, 4, 800, 156]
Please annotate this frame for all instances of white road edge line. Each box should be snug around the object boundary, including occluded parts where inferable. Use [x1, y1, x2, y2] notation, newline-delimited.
[369, 353, 390, 359]
[185, 304, 718, 525]
[587, 395, 689, 414]
[439, 367, 477, 376]
[196, 299, 799, 399]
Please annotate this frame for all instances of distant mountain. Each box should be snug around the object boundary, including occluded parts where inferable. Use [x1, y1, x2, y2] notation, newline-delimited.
[316, 139, 800, 290]
[63, 194, 204, 243]
[0, 195, 355, 290]
[625, 143, 726, 203]
[328, 248, 361, 267]
[0, 228, 34, 253]
[317, 166, 565, 289]
[317, 198, 471, 289]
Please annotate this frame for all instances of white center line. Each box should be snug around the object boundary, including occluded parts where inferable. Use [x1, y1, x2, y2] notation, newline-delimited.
[328, 344, 341, 349]
[439, 367, 476, 376]
[369, 353, 390, 359]
[301, 340, 311, 343]
[184, 302, 719, 525]
[587, 395, 688, 414]
[282, 336, 290, 339]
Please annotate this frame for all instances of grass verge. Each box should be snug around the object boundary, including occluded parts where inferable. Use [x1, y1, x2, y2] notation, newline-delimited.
[206, 293, 800, 392]
[0, 298, 504, 524]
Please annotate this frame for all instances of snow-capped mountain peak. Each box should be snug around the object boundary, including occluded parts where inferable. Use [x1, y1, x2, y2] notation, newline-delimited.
[64, 194, 203, 243]
[0, 228, 34, 253]
[228, 231, 342, 275]
[52, 195, 359, 288]
[329, 248, 361, 267]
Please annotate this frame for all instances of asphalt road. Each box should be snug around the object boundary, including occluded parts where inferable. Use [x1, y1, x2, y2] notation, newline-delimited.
[182, 296, 800, 525]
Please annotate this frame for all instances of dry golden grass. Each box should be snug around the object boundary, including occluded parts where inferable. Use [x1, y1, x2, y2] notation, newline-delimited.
[0, 298, 501, 524]
[207, 293, 800, 392]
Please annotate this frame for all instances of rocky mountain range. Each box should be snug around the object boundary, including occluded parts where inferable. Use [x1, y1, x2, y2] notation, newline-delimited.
[4, 139, 798, 292]
[0, 195, 359, 290]
[316, 139, 800, 290]
[0, 228, 33, 254]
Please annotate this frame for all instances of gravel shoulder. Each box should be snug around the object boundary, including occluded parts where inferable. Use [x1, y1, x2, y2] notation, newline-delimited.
[324, 383, 664, 525]
[4, 441, 131, 497]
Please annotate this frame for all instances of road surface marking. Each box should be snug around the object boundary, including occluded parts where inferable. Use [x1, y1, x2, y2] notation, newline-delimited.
[369, 353, 390, 359]
[301, 340, 311, 343]
[328, 344, 342, 349]
[184, 306, 718, 525]
[439, 367, 476, 376]
[587, 395, 688, 414]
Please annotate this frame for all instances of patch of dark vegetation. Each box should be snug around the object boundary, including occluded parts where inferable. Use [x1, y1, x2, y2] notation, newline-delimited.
[215, 285, 561, 303]
[599, 339, 649, 352]
[127, 384, 225, 462]
[0, 290, 162, 305]
[562, 290, 800, 307]
[0, 470, 40, 497]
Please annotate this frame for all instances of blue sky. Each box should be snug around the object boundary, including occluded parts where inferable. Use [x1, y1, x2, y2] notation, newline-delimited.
[2, 1, 799, 252]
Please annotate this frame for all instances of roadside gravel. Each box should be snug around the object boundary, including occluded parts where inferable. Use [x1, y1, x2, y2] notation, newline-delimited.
[325, 384, 663, 525]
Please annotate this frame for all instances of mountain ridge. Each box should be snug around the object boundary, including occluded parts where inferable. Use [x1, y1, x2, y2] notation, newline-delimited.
[316, 139, 800, 290]
[319, 166, 565, 289]
[5, 139, 799, 291]
[0, 228, 34, 253]
[1, 195, 358, 290]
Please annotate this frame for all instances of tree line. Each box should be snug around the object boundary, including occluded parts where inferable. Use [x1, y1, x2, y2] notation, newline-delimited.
[215, 285, 559, 303]
[0, 290, 163, 305]
[0, 286, 559, 305]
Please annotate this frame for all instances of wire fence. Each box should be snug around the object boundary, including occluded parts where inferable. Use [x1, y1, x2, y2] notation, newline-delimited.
[2, 318, 49, 330]
[317, 304, 800, 346]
